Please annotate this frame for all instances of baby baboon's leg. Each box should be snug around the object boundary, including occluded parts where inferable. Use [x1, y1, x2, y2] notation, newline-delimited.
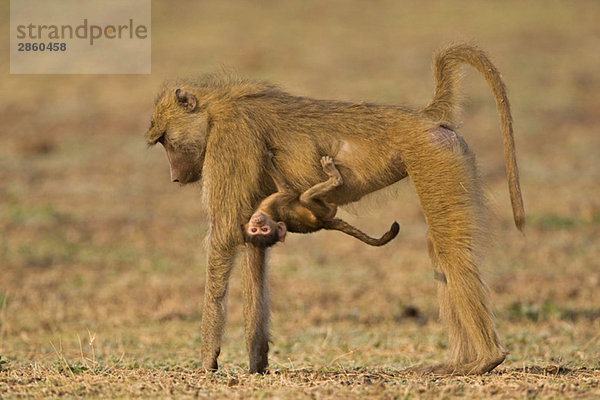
[299, 156, 343, 211]
[242, 245, 270, 373]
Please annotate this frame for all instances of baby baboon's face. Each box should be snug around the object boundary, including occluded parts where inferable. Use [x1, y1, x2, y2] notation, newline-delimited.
[241, 211, 287, 248]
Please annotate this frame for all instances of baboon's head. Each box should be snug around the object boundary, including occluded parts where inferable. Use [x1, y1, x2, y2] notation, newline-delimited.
[241, 211, 287, 248]
[147, 86, 208, 184]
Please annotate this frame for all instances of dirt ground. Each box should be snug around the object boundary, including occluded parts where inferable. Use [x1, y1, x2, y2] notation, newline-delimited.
[1, 0, 599, 398]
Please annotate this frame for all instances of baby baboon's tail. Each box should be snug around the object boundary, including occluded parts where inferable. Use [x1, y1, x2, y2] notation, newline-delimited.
[422, 43, 525, 231]
[324, 219, 400, 246]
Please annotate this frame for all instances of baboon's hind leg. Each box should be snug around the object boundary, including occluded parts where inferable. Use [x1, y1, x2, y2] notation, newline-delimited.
[403, 127, 506, 375]
[405, 234, 506, 376]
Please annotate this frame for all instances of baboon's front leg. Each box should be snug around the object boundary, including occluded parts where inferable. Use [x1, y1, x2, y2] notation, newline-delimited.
[201, 240, 236, 371]
[299, 156, 343, 214]
[242, 245, 270, 373]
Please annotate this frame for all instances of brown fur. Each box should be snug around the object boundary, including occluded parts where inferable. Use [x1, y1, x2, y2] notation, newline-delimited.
[147, 43, 524, 375]
[242, 155, 400, 248]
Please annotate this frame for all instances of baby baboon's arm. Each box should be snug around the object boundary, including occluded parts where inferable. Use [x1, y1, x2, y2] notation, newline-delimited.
[265, 153, 292, 193]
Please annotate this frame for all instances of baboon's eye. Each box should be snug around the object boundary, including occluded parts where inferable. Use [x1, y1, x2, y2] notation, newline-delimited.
[250, 227, 258, 233]
[261, 226, 270, 233]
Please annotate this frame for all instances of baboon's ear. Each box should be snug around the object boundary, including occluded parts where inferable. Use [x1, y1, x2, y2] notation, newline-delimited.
[175, 88, 197, 112]
[277, 221, 287, 243]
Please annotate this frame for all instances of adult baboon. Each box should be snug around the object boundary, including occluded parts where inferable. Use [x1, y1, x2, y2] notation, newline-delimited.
[147, 43, 524, 375]
[242, 154, 400, 248]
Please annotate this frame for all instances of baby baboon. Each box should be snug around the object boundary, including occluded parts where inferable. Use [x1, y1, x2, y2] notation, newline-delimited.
[242, 154, 400, 248]
[147, 43, 524, 375]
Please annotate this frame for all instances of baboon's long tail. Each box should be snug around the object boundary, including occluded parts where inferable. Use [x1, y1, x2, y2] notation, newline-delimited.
[324, 220, 400, 246]
[423, 43, 525, 231]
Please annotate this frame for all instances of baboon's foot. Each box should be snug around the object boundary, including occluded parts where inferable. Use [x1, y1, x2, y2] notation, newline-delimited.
[404, 354, 506, 376]
[249, 359, 268, 374]
[202, 359, 218, 372]
[248, 355, 268, 374]
[320, 155, 335, 173]
[248, 340, 269, 374]
[201, 347, 220, 372]
[320, 156, 342, 184]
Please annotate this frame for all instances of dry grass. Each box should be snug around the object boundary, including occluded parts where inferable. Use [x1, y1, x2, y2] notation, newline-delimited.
[1, 0, 599, 398]
[2, 364, 598, 399]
